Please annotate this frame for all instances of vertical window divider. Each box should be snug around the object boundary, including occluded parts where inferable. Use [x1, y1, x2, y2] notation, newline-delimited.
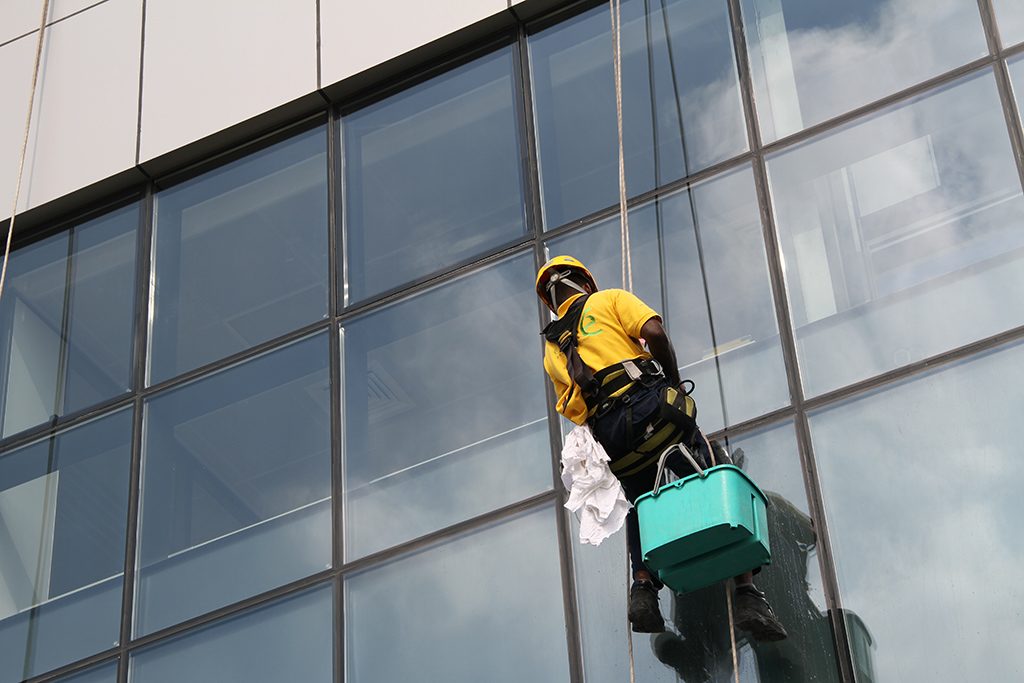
[336, 111, 351, 311]
[327, 108, 342, 320]
[725, 0, 855, 680]
[522, 20, 585, 683]
[117, 395, 144, 683]
[53, 227, 77, 421]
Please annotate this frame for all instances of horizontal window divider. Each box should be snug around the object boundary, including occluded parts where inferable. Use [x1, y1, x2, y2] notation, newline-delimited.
[23, 649, 120, 683]
[760, 55, 999, 156]
[705, 405, 798, 443]
[0, 392, 135, 455]
[539, 153, 755, 241]
[142, 319, 332, 397]
[338, 490, 559, 576]
[801, 321, 1024, 414]
[125, 569, 337, 653]
[336, 238, 536, 319]
[1006, 41, 1024, 58]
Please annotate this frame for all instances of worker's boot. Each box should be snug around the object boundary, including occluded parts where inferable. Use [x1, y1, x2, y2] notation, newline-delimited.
[628, 579, 666, 633]
[733, 584, 788, 641]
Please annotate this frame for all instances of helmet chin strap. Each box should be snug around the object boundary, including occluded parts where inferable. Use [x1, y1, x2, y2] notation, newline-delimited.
[547, 271, 589, 310]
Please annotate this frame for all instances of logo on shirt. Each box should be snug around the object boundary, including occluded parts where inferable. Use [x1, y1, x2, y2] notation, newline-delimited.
[579, 307, 603, 337]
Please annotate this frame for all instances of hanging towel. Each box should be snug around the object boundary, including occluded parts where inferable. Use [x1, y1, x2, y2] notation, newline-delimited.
[561, 424, 631, 546]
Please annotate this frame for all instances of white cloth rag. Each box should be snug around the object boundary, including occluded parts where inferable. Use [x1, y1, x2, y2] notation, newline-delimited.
[560, 424, 631, 546]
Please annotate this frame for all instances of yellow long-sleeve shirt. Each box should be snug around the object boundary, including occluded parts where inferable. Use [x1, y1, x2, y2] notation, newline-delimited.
[542, 288, 660, 424]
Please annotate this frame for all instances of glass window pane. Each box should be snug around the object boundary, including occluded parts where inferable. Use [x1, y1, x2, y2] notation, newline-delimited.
[150, 127, 328, 384]
[741, 0, 988, 142]
[345, 506, 569, 682]
[63, 204, 139, 415]
[55, 661, 117, 683]
[130, 585, 332, 683]
[572, 423, 839, 682]
[546, 166, 788, 432]
[343, 48, 527, 302]
[342, 254, 551, 559]
[0, 409, 131, 683]
[768, 70, 1024, 396]
[530, 0, 747, 228]
[0, 233, 67, 437]
[136, 334, 331, 636]
[994, 0, 1024, 47]
[809, 340, 1024, 681]
[1011, 54, 1024, 126]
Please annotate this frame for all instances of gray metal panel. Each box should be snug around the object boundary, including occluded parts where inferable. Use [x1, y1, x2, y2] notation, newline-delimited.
[319, 0, 507, 86]
[139, 0, 318, 163]
[16, 0, 142, 214]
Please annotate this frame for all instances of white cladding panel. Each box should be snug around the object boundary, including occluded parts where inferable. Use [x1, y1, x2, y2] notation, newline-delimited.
[0, 0, 99, 46]
[139, 0, 318, 162]
[320, 0, 508, 84]
[0, 36, 35, 220]
[13, 0, 142, 213]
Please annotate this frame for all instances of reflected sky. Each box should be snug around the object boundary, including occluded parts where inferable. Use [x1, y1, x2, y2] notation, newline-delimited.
[343, 48, 526, 302]
[55, 661, 117, 683]
[342, 253, 552, 559]
[529, 0, 746, 228]
[993, 0, 1024, 46]
[741, 0, 988, 141]
[767, 69, 1024, 397]
[546, 165, 788, 432]
[810, 340, 1024, 681]
[345, 506, 569, 683]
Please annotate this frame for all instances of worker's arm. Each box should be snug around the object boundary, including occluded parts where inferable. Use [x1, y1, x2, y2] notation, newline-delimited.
[640, 317, 681, 386]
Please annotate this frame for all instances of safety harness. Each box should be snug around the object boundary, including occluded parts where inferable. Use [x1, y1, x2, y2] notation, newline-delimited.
[542, 295, 699, 477]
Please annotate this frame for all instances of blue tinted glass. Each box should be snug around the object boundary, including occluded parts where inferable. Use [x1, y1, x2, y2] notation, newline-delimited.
[343, 48, 527, 302]
[150, 127, 328, 384]
[546, 166, 788, 432]
[768, 70, 1024, 396]
[345, 506, 569, 682]
[530, 0, 746, 228]
[342, 254, 551, 559]
[741, 0, 988, 141]
[55, 661, 117, 683]
[63, 204, 139, 415]
[0, 409, 131, 683]
[994, 0, 1024, 46]
[572, 424, 839, 682]
[810, 341, 1024, 680]
[136, 334, 331, 636]
[130, 585, 332, 683]
[0, 233, 67, 437]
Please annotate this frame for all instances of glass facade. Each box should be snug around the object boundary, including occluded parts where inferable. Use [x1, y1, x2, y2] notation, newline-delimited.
[2, 1, 1023, 681]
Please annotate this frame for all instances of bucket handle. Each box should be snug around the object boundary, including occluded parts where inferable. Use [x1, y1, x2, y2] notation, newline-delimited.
[650, 442, 706, 497]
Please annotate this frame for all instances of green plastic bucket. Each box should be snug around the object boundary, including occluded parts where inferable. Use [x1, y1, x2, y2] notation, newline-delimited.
[635, 444, 771, 594]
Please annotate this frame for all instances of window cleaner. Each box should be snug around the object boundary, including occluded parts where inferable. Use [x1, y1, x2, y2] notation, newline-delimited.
[536, 255, 787, 641]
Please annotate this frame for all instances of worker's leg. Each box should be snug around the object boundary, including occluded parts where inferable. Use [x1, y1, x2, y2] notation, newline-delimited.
[620, 479, 666, 633]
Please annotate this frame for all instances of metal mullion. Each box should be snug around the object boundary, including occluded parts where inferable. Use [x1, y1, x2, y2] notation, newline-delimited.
[327, 318, 343, 683]
[335, 238, 535, 322]
[977, 0, 1003, 54]
[333, 572, 344, 683]
[124, 569, 336, 653]
[514, 27, 545, 239]
[52, 227, 77, 422]
[116, 396, 144, 683]
[139, 319, 331, 399]
[337, 489, 558, 576]
[0, 393, 135, 455]
[326, 107, 341, 319]
[23, 651, 119, 683]
[760, 55, 996, 157]
[522, 12, 585, 667]
[724, 0, 854, 681]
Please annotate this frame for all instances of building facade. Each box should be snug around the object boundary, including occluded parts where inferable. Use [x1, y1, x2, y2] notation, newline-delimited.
[1, 0, 1023, 681]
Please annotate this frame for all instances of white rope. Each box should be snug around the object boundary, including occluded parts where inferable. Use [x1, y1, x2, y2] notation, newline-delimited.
[610, 0, 633, 294]
[0, 0, 52, 307]
[725, 581, 741, 683]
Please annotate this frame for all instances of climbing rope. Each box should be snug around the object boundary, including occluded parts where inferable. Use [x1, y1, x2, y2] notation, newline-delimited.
[0, 0, 51, 308]
[608, 1, 740, 680]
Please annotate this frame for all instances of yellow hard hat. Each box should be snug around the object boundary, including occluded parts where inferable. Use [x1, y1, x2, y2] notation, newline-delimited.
[535, 255, 597, 311]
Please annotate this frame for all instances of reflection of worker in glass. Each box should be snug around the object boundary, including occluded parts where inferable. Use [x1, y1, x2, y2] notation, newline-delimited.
[537, 256, 786, 640]
[656, 447, 841, 680]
